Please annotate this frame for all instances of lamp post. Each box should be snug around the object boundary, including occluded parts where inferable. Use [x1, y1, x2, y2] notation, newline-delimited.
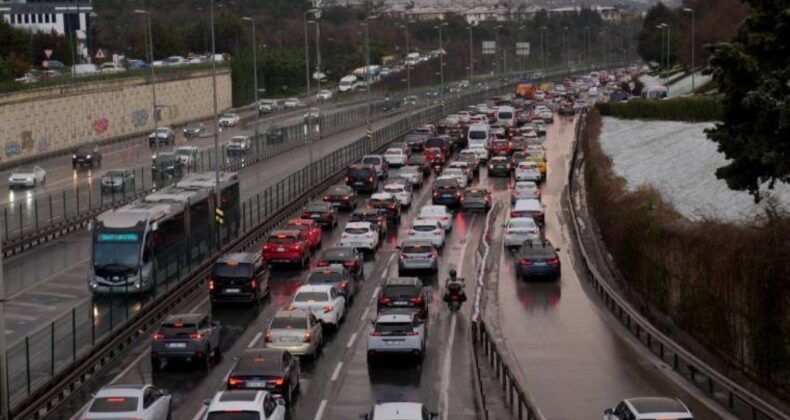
[563, 26, 569, 70]
[303, 8, 319, 183]
[361, 17, 376, 129]
[242, 17, 259, 139]
[209, 0, 221, 233]
[683, 7, 696, 91]
[400, 22, 412, 98]
[134, 10, 158, 154]
[495, 24, 503, 76]
[656, 23, 666, 72]
[585, 26, 591, 66]
[468, 25, 474, 80]
[436, 22, 448, 107]
[518, 25, 525, 71]
[304, 9, 318, 97]
[541, 26, 547, 73]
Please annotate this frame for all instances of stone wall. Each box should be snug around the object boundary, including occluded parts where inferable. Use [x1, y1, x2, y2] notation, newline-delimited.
[0, 69, 232, 165]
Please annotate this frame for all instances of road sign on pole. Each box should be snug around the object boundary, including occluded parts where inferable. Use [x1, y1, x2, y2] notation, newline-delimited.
[482, 41, 496, 55]
[365, 129, 373, 140]
[215, 207, 224, 224]
[44, 49, 53, 59]
[516, 42, 530, 56]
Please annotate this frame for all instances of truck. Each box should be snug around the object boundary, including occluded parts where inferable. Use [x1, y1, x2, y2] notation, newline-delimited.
[339, 75, 359, 92]
[515, 81, 536, 99]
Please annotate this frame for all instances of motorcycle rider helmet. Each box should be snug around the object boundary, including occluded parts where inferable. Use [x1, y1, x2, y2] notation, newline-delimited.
[449, 268, 457, 279]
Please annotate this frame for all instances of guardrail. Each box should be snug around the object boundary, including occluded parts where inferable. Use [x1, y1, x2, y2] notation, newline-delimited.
[568, 112, 789, 420]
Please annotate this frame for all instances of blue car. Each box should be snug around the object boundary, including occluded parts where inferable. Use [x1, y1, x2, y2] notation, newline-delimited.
[431, 177, 462, 206]
[515, 239, 561, 280]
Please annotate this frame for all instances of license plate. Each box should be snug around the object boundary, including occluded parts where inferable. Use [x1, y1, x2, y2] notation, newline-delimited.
[350, 242, 365, 247]
[354, 182, 363, 185]
[534, 262, 547, 266]
[277, 247, 285, 252]
[384, 339, 404, 345]
[311, 214, 321, 219]
[225, 288, 241, 294]
[392, 301, 409, 306]
[245, 380, 267, 388]
[280, 336, 299, 343]
[166, 342, 187, 349]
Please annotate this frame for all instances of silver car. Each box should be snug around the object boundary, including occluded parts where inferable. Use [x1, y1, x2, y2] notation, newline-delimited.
[81, 384, 171, 419]
[8, 165, 46, 188]
[264, 309, 323, 359]
[101, 169, 135, 192]
[397, 240, 439, 274]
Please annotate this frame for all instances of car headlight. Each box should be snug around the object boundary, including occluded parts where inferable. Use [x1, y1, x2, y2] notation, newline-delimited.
[72, 154, 76, 159]
[86, 154, 91, 159]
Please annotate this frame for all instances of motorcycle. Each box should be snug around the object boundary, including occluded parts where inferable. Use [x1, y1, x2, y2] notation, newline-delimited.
[443, 282, 467, 311]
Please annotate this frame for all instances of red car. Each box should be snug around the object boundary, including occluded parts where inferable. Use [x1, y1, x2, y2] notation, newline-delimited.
[262, 229, 310, 267]
[491, 139, 512, 156]
[424, 147, 446, 165]
[285, 219, 322, 250]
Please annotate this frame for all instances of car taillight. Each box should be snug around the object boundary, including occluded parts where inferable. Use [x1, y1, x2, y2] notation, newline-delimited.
[507, 164, 511, 169]
[366, 233, 375, 238]
[455, 192, 461, 197]
[371, 330, 382, 336]
[303, 332, 312, 343]
[250, 279, 257, 289]
[343, 195, 350, 200]
[290, 243, 302, 251]
[440, 216, 449, 220]
[317, 261, 329, 267]
[400, 254, 409, 260]
[190, 332, 204, 340]
[264, 331, 272, 343]
[323, 195, 330, 201]
[263, 244, 272, 251]
[228, 377, 244, 387]
[534, 211, 544, 218]
[345, 176, 350, 182]
[208, 279, 215, 291]
[433, 191, 439, 197]
[153, 332, 164, 340]
[410, 297, 424, 305]
[405, 331, 418, 336]
[268, 378, 285, 386]
[378, 297, 391, 305]
[520, 258, 533, 266]
[369, 176, 374, 182]
[343, 261, 356, 268]
[433, 231, 442, 235]
[341, 233, 349, 238]
[549, 257, 560, 266]
[323, 305, 334, 313]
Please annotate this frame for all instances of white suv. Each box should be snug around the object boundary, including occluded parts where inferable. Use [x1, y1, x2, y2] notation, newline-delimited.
[367, 309, 426, 362]
[515, 161, 542, 182]
[383, 148, 407, 167]
[290, 285, 347, 327]
[362, 402, 438, 420]
[417, 205, 453, 230]
[338, 221, 380, 252]
[384, 182, 412, 207]
[408, 219, 445, 248]
[204, 390, 286, 420]
[504, 217, 540, 249]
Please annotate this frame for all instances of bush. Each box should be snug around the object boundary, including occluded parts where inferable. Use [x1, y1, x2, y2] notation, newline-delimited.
[583, 109, 790, 396]
[595, 97, 722, 121]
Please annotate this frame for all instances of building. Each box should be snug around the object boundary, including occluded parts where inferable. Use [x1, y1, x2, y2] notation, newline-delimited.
[0, 1, 94, 60]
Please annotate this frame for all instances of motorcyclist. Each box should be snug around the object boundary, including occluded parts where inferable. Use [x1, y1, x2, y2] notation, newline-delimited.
[443, 268, 467, 304]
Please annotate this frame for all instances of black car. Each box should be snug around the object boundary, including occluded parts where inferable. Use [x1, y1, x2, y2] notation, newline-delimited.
[151, 314, 222, 370]
[227, 348, 300, 403]
[349, 208, 389, 239]
[514, 239, 561, 280]
[365, 194, 401, 224]
[345, 164, 378, 193]
[308, 266, 356, 302]
[488, 157, 512, 177]
[183, 122, 206, 139]
[323, 185, 357, 210]
[316, 247, 364, 280]
[151, 152, 185, 186]
[377, 277, 428, 318]
[300, 201, 337, 229]
[425, 136, 453, 157]
[404, 133, 430, 152]
[72, 145, 102, 168]
[457, 153, 480, 174]
[209, 252, 269, 305]
[431, 176, 462, 207]
[405, 154, 431, 176]
[461, 188, 492, 211]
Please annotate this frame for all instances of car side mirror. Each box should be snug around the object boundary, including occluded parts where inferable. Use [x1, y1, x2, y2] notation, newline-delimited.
[277, 399, 286, 407]
[211, 320, 220, 327]
[430, 412, 439, 419]
[203, 399, 211, 406]
[555, 248, 561, 252]
[603, 408, 614, 416]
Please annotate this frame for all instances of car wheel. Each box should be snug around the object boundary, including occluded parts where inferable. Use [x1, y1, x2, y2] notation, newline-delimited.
[214, 341, 223, 363]
[166, 402, 173, 420]
[151, 356, 161, 371]
[32, 180, 36, 187]
[285, 382, 293, 404]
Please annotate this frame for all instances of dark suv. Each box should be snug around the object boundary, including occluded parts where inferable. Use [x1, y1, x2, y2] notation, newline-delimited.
[209, 253, 269, 305]
[404, 133, 429, 152]
[151, 313, 221, 370]
[345, 164, 378, 192]
[308, 266, 356, 303]
[350, 208, 389, 239]
[72, 145, 102, 168]
[431, 176, 462, 206]
[365, 194, 401, 224]
[515, 239, 561, 280]
[316, 246, 364, 280]
[227, 348, 300, 403]
[425, 136, 453, 156]
[377, 277, 428, 318]
[301, 201, 338, 229]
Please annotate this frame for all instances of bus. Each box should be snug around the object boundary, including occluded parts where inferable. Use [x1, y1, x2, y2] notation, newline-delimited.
[87, 172, 240, 296]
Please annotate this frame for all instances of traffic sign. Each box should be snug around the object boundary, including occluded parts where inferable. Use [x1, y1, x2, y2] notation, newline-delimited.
[365, 129, 373, 140]
[482, 41, 496, 55]
[95, 49, 105, 60]
[516, 42, 530, 56]
[44, 49, 53, 59]
[215, 207, 225, 224]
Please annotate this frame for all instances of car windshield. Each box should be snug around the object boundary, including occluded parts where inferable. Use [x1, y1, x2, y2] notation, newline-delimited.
[499, 111, 513, 119]
[508, 219, 536, 229]
[344, 227, 369, 235]
[402, 244, 431, 253]
[104, 170, 125, 178]
[374, 322, 413, 335]
[412, 224, 437, 232]
[305, 203, 328, 212]
[267, 234, 297, 244]
[434, 178, 457, 188]
[156, 128, 170, 133]
[294, 291, 329, 302]
[383, 285, 418, 298]
[160, 322, 198, 337]
[468, 130, 486, 140]
[221, 114, 234, 119]
[465, 191, 485, 198]
[321, 249, 352, 260]
[89, 396, 139, 413]
[348, 167, 373, 178]
[420, 208, 444, 217]
[212, 263, 253, 278]
[207, 412, 261, 420]
[15, 166, 35, 174]
[385, 186, 404, 193]
[362, 157, 381, 165]
[230, 138, 246, 144]
[328, 186, 349, 195]
[515, 182, 537, 191]
[93, 237, 140, 270]
[176, 149, 194, 156]
[76, 147, 93, 154]
[309, 271, 343, 283]
[270, 316, 306, 330]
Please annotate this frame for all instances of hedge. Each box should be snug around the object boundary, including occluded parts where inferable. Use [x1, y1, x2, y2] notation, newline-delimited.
[595, 96, 722, 122]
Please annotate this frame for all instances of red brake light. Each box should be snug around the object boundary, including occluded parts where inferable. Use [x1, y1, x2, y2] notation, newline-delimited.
[208, 279, 215, 291]
[153, 332, 164, 340]
[190, 332, 204, 340]
[369, 176, 374, 182]
[228, 377, 244, 386]
[106, 397, 127, 403]
[269, 378, 285, 386]
[323, 195, 329, 200]
[549, 257, 560, 266]
[378, 296, 391, 304]
[250, 279, 257, 289]
[343, 195, 350, 200]
[317, 261, 329, 267]
[264, 331, 272, 343]
[520, 258, 533, 266]
[343, 261, 356, 268]
[371, 330, 382, 336]
[410, 297, 424, 304]
[405, 330, 419, 336]
[323, 305, 334, 313]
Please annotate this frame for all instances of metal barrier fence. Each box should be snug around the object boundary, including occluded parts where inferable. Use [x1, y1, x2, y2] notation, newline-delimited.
[568, 113, 789, 420]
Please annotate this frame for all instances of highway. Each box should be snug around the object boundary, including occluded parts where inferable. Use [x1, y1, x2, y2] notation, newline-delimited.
[44, 95, 738, 420]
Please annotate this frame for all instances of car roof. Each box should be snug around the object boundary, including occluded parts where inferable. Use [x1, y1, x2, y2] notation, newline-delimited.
[400, 239, 435, 249]
[412, 218, 440, 227]
[320, 247, 355, 258]
[514, 199, 542, 210]
[311, 265, 346, 274]
[626, 397, 691, 416]
[269, 229, 301, 238]
[216, 252, 258, 264]
[371, 192, 394, 200]
[296, 284, 334, 293]
[234, 348, 285, 375]
[375, 312, 415, 323]
[345, 221, 373, 229]
[384, 276, 421, 286]
[162, 313, 204, 324]
[420, 205, 447, 213]
[95, 384, 146, 397]
[373, 402, 424, 419]
[273, 308, 311, 319]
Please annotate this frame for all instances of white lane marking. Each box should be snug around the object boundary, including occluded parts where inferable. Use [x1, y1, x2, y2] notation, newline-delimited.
[248, 331, 262, 348]
[313, 399, 328, 420]
[346, 332, 358, 349]
[110, 348, 151, 384]
[190, 295, 210, 312]
[381, 267, 389, 278]
[361, 307, 370, 321]
[192, 405, 208, 420]
[330, 361, 344, 381]
[439, 314, 458, 420]
[369, 286, 381, 305]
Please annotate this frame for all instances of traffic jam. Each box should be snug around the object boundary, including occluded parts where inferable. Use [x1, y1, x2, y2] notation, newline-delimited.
[75, 74, 601, 420]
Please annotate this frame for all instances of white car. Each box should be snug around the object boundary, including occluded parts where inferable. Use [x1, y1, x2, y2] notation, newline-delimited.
[8, 165, 46, 188]
[515, 161, 542, 182]
[504, 217, 540, 248]
[383, 148, 407, 167]
[80, 384, 171, 420]
[218, 113, 240, 127]
[511, 181, 541, 203]
[338, 221, 379, 252]
[603, 397, 693, 420]
[283, 97, 302, 108]
[540, 110, 554, 123]
[362, 402, 438, 420]
[204, 390, 286, 420]
[440, 168, 468, 188]
[396, 166, 423, 188]
[408, 219, 445, 248]
[316, 89, 333, 101]
[290, 284, 346, 327]
[175, 146, 199, 165]
[228, 136, 253, 154]
[417, 205, 453, 231]
[467, 145, 489, 161]
[384, 182, 412, 207]
[367, 310, 426, 362]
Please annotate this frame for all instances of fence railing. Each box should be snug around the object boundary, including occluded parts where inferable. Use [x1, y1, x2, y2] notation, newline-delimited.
[568, 112, 789, 420]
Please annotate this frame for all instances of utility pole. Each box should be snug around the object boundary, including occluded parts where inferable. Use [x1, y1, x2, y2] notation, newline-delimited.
[242, 17, 259, 138]
[468, 26, 474, 80]
[209, 0, 222, 247]
[437, 22, 447, 108]
[683, 7, 696, 91]
[0, 230, 7, 420]
[303, 10, 312, 97]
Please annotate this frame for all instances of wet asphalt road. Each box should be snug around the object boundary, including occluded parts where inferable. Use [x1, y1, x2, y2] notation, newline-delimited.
[54, 154, 483, 420]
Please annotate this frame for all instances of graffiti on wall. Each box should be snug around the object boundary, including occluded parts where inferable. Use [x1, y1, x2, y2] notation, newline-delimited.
[4, 142, 21, 159]
[92, 117, 109, 135]
[20, 130, 34, 153]
[131, 109, 149, 127]
[37, 136, 51, 153]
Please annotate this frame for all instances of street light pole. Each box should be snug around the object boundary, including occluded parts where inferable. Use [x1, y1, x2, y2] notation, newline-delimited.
[242, 17, 259, 139]
[541, 26, 547, 73]
[209, 0, 221, 242]
[134, 10, 158, 156]
[437, 22, 447, 108]
[495, 25, 502, 76]
[468, 26, 474, 80]
[363, 20, 371, 128]
[303, 10, 313, 97]
[656, 23, 666, 72]
[684, 7, 695, 91]
[402, 22, 411, 98]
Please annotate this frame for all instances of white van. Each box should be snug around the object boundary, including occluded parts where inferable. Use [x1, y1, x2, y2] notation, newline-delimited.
[496, 106, 516, 128]
[467, 123, 490, 149]
[339, 75, 359, 92]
